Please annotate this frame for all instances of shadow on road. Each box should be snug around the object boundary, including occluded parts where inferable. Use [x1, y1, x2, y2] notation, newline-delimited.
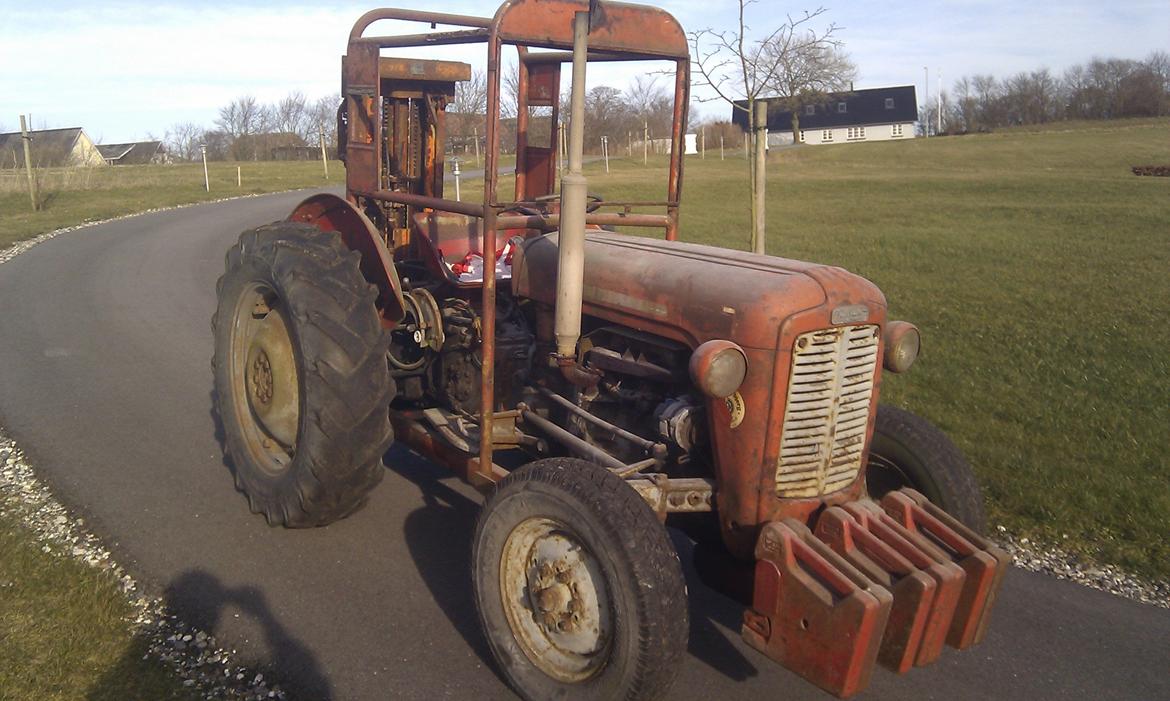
[387, 443, 760, 688]
[84, 569, 331, 701]
[385, 445, 507, 682]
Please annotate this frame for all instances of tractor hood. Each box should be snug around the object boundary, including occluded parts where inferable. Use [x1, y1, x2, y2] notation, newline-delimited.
[511, 231, 886, 349]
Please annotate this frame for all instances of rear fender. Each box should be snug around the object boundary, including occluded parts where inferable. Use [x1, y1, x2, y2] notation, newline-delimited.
[288, 193, 406, 325]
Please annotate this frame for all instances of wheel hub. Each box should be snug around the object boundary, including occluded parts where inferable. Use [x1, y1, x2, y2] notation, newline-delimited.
[500, 518, 612, 682]
[231, 283, 300, 471]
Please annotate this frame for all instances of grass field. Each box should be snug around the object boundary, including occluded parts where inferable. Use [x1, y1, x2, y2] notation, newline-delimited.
[570, 118, 1170, 579]
[0, 508, 198, 700]
[0, 159, 344, 248]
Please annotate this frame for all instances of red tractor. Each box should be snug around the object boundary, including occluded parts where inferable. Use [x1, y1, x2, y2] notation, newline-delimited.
[211, 1, 1009, 698]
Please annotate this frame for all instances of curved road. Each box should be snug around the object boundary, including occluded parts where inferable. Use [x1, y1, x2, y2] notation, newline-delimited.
[0, 190, 1166, 700]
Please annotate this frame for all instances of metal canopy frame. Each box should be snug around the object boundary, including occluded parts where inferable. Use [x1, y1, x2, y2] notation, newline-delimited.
[343, 0, 690, 482]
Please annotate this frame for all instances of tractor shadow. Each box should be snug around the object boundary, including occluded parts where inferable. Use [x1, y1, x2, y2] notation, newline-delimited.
[386, 445, 506, 682]
[387, 446, 759, 687]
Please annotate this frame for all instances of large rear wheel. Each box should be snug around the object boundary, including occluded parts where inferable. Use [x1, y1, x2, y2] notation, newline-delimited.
[865, 404, 986, 533]
[473, 458, 688, 701]
[212, 222, 394, 526]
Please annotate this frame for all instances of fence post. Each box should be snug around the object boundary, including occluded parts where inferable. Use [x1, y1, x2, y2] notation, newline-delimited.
[319, 125, 329, 179]
[19, 115, 38, 211]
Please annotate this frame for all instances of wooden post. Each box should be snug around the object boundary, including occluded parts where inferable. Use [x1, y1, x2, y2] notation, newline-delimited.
[19, 115, 38, 211]
[236, 166, 242, 187]
[720, 135, 725, 161]
[701, 128, 706, 159]
[200, 145, 210, 192]
[319, 126, 329, 179]
[752, 101, 767, 254]
[473, 126, 481, 167]
[642, 120, 648, 165]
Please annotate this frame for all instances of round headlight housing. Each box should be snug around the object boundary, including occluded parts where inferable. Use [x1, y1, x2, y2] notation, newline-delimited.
[883, 321, 920, 373]
[689, 340, 748, 398]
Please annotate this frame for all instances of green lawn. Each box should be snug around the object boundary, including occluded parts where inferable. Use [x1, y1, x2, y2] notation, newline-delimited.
[580, 119, 1170, 579]
[0, 509, 198, 701]
[0, 160, 343, 249]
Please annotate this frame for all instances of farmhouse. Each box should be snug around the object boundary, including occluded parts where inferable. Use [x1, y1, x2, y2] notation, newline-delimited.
[97, 140, 167, 165]
[733, 86, 919, 146]
[0, 126, 106, 168]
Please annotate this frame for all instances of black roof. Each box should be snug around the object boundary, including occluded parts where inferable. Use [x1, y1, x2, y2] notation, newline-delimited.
[732, 85, 918, 131]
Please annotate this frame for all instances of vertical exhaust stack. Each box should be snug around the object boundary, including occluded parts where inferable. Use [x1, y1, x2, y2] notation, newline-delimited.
[554, 7, 597, 386]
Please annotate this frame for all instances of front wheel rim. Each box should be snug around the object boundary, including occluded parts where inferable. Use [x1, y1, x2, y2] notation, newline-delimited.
[499, 517, 613, 683]
[229, 280, 300, 475]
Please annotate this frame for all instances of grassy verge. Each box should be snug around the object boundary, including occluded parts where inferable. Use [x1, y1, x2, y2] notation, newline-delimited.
[0, 507, 198, 701]
[0, 160, 345, 249]
[572, 118, 1170, 579]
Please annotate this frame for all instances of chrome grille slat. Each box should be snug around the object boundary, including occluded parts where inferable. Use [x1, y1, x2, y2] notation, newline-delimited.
[775, 324, 879, 498]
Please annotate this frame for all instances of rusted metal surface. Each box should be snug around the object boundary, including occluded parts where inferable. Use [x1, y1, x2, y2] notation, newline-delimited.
[742, 519, 891, 698]
[742, 491, 1010, 697]
[627, 476, 715, 516]
[881, 489, 1011, 650]
[287, 193, 406, 325]
[377, 57, 471, 81]
[492, 0, 689, 58]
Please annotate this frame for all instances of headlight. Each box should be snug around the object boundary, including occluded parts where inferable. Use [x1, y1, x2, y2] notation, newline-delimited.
[689, 340, 748, 398]
[883, 321, 920, 373]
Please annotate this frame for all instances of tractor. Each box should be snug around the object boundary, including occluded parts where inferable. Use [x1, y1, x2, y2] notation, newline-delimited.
[211, 1, 1009, 698]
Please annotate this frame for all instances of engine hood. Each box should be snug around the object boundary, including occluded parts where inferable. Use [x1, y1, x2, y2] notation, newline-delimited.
[511, 231, 886, 349]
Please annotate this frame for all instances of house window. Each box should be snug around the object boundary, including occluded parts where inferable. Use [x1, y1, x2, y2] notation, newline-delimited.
[799, 130, 806, 143]
[891, 124, 904, 137]
[837, 102, 847, 113]
[822, 130, 834, 142]
[805, 105, 815, 116]
[847, 126, 865, 140]
[885, 98, 895, 109]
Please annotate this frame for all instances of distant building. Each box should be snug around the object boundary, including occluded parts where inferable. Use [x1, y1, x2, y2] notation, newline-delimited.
[97, 140, 168, 165]
[0, 127, 106, 168]
[732, 86, 918, 146]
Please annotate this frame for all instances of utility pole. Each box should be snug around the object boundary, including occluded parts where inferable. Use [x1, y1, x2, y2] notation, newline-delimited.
[19, 115, 38, 211]
[319, 125, 329, 179]
[937, 68, 943, 135]
[923, 66, 930, 137]
[200, 144, 210, 192]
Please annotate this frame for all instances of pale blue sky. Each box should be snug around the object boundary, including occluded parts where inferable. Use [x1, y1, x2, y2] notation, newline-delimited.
[1, 0, 1166, 142]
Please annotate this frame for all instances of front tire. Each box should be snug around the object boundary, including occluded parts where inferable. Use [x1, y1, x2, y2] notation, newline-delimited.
[212, 222, 394, 527]
[473, 458, 688, 701]
[865, 404, 986, 533]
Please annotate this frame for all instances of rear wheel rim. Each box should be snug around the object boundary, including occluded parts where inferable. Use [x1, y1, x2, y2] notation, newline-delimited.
[229, 281, 299, 476]
[499, 517, 613, 683]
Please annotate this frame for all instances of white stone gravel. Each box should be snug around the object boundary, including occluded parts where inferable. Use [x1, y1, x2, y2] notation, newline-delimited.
[0, 431, 287, 701]
[1, 201, 1167, 701]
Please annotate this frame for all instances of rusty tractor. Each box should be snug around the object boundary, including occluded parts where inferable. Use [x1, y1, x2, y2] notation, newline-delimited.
[211, 1, 1009, 698]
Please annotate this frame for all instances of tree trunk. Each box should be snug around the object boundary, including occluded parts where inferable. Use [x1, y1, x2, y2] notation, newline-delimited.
[752, 101, 767, 255]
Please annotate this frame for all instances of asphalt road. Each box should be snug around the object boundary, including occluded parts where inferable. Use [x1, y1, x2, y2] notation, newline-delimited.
[0, 190, 1167, 700]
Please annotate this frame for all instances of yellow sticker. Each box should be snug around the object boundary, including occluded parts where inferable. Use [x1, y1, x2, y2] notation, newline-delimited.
[725, 392, 745, 429]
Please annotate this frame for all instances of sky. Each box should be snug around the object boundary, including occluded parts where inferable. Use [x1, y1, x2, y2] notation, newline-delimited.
[0, 0, 1166, 143]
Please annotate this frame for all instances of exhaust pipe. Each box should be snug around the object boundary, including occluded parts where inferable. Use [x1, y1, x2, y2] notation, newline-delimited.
[553, 9, 596, 386]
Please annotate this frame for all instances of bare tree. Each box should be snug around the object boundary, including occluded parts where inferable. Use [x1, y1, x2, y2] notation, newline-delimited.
[166, 121, 203, 161]
[453, 69, 488, 115]
[762, 39, 856, 141]
[274, 91, 310, 141]
[690, 2, 845, 252]
[308, 94, 341, 150]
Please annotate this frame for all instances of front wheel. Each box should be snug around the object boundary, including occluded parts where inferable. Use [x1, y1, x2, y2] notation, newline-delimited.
[212, 222, 395, 527]
[473, 458, 688, 701]
[865, 404, 986, 533]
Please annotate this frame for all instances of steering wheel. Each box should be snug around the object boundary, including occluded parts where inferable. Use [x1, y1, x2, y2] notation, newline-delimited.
[533, 192, 605, 213]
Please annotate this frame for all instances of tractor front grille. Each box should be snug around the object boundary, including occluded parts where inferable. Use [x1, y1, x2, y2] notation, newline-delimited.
[776, 325, 879, 498]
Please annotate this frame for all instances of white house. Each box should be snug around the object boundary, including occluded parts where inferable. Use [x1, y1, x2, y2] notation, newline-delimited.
[734, 85, 918, 146]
